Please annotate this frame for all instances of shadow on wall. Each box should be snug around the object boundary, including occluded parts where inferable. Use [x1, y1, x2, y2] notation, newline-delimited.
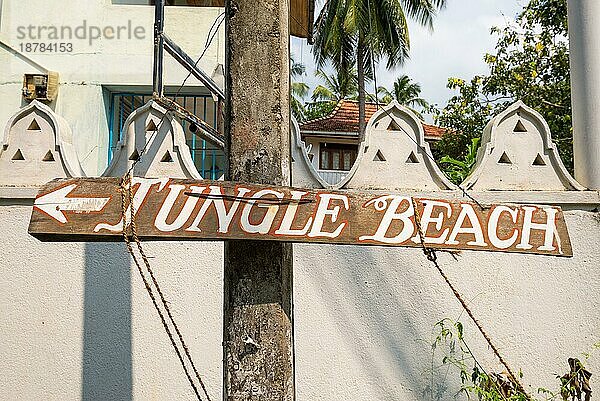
[82, 242, 132, 401]
[296, 244, 452, 400]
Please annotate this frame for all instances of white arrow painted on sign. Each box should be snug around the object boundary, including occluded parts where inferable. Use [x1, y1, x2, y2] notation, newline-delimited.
[34, 184, 111, 224]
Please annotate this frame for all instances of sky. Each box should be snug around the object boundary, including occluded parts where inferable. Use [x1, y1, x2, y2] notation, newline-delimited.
[291, 0, 527, 121]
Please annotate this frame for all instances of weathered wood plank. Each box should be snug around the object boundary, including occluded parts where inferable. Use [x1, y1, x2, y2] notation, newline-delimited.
[28, 177, 573, 257]
[289, 0, 313, 39]
[177, 0, 314, 40]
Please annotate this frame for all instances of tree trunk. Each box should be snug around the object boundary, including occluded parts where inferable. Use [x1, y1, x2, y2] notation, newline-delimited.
[357, 35, 367, 140]
[224, 0, 294, 397]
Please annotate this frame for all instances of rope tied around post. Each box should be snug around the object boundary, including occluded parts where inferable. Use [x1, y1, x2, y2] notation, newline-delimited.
[410, 197, 531, 399]
[120, 173, 212, 401]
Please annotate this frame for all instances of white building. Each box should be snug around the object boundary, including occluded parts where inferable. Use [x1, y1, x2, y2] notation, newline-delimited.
[0, 0, 226, 179]
[299, 100, 446, 185]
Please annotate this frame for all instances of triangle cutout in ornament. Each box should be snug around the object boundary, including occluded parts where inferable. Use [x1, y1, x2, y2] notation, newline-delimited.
[532, 153, 546, 166]
[146, 119, 158, 132]
[42, 150, 55, 162]
[129, 149, 140, 161]
[513, 120, 527, 133]
[373, 149, 386, 162]
[12, 149, 25, 160]
[498, 151, 512, 164]
[387, 119, 402, 131]
[406, 151, 419, 164]
[160, 151, 173, 162]
[27, 118, 41, 131]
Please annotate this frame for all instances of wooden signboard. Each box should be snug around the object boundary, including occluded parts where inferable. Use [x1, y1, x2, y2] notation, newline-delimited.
[28, 177, 573, 257]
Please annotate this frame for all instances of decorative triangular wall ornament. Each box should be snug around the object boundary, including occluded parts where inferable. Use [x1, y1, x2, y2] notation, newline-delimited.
[102, 100, 202, 179]
[42, 150, 55, 162]
[0, 100, 85, 190]
[373, 149, 386, 162]
[27, 118, 41, 131]
[532, 153, 546, 166]
[11, 149, 24, 160]
[341, 101, 454, 191]
[513, 119, 527, 132]
[463, 101, 585, 190]
[160, 150, 173, 162]
[406, 151, 419, 164]
[145, 119, 158, 132]
[129, 149, 140, 161]
[498, 151, 512, 164]
[290, 116, 329, 188]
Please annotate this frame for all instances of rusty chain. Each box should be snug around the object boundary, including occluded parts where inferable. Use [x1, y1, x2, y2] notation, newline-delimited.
[410, 197, 530, 399]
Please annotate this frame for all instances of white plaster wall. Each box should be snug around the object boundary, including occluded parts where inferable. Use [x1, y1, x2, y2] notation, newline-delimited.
[294, 209, 600, 400]
[0, 202, 224, 401]
[1, 200, 598, 400]
[0, 0, 225, 175]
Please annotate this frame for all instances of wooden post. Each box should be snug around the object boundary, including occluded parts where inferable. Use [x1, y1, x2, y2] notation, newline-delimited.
[223, 0, 294, 396]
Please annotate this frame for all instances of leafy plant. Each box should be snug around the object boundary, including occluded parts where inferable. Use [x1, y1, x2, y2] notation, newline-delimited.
[557, 358, 592, 401]
[433, 0, 574, 173]
[439, 137, 480, 185]
[426, 318, 596, 401]
[303, 101, 337, 122]
[377, 75, 430, 119]
[311, 68, 358, 103]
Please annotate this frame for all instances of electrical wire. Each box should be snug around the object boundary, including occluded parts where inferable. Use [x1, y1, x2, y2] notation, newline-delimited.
[120, 11, 226, 401]
[127, 11, 225, 176]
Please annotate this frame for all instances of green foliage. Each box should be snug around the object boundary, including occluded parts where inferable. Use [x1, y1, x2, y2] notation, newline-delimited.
[291, 54, 309, 122]
[300, 68, 359, 122]
[439, 137, 480, 185]
[378, 75, 429, 110]
[313, 0, 446, 134]
[433, 0, 573, 172]
[432, 77, 495, 163]
[291, 82, 309, 122]
[303, 101, 337, 121]
[311, 68, 358, 103]
[377, 74, 430, 119]
[427, 318, 596, 401]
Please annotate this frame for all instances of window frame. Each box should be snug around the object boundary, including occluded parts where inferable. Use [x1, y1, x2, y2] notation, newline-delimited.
[319, 142, 358, 171]
[105, 89, 225, 179]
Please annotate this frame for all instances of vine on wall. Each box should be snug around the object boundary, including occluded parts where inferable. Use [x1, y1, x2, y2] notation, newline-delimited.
[424, 319, 596, 401]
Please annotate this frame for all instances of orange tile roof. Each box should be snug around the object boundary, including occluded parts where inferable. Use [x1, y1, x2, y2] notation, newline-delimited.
[300, 99, 448, 140]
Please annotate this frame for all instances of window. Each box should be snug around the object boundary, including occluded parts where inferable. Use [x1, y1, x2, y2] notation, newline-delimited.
[319, 143, 357, 171]
[107, 91, 225, 179]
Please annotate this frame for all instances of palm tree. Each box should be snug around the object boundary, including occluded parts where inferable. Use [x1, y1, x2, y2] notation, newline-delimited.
[290, 54, 309, 121]
[311, 68, 358, 103]
[291, 82, 309, 121]
[313, 0, 446, 137]
[377, 74, 429, 117]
